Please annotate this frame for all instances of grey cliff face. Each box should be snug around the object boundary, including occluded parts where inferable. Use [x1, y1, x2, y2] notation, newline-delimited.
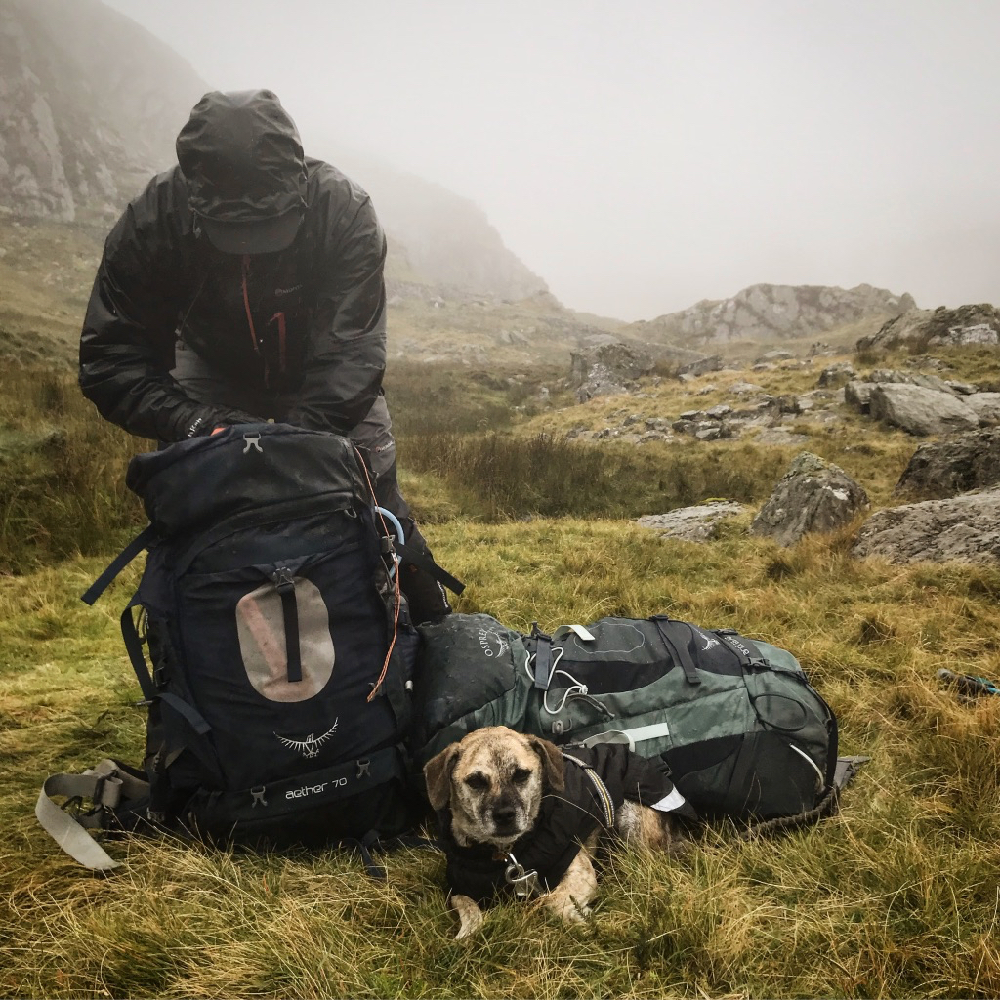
[0, 0, 206, 223]
[632, 283, 916, 346]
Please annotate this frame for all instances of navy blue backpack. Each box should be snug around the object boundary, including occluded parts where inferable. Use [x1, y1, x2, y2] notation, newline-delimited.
[47, 424, 421, 865]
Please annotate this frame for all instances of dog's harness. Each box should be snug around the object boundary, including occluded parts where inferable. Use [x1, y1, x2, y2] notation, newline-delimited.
[439, 744, 688, 905]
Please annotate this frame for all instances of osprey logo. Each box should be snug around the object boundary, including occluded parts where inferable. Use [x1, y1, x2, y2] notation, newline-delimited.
[696, 629, 720, 651]
[275, 721, 338, 759]
[478, 627, 509, 658]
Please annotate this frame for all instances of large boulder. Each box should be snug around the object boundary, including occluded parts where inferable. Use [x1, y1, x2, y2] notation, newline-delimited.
[852, 488, 1000, 565]
[750, 452, 869, 547]
[895, 428, 1000, 499]
[857, 304, 1000, 352]
[568, 342, 655, 401]
[869, 383, 980, 436]
[868, 368, 958, 395]
[637, 502, 747, 543]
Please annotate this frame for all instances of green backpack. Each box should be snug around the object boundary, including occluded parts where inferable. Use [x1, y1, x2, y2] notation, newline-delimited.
[410, 613, 838, 821]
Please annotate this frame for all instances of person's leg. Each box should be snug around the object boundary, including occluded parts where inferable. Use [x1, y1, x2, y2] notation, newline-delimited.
[349, 394, 452, 624]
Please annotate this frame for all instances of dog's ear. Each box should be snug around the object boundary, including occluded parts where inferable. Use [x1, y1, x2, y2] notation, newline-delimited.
[528, 736, 565, 791]
[423, 743, 461, 811]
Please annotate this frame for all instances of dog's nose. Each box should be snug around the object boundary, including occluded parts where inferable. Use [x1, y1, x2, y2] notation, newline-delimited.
[492, 806, 517, 831]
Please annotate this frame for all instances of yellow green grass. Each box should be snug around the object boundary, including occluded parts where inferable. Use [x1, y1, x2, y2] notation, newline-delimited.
[2, 346, 1000, 997]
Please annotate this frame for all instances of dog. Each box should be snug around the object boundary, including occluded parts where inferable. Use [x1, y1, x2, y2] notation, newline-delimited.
[423, 726, 694, 938]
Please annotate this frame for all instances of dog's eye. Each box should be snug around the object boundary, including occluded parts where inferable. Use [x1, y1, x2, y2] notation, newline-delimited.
[512, 768, 532, 785]
[465, 773, 490, 791]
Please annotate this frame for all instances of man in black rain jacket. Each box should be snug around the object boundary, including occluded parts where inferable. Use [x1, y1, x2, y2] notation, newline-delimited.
[79, 89, 451, 622]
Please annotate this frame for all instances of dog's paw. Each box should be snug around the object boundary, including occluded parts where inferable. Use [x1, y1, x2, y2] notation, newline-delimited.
[450, 894, 484, 940]
[542, 892, 592, 924]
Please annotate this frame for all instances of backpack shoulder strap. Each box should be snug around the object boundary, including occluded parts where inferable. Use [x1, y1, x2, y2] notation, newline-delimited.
[80, 526, 157, 606]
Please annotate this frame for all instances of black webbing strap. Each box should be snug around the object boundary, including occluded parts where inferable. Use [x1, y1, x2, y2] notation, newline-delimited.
[120, 605, 211, 736]
[396, 540, 466, 595]
[81, 526, 156, 606]
[530, 622, 554, 690]
[273, 570, 302, 683]
[650, 616, 701, 686]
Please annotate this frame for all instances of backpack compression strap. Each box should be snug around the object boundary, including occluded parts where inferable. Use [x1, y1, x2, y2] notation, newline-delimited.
[35, 760, 149, 871]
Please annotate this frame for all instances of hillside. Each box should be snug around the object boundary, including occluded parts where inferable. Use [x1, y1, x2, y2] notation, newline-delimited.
[0, 0, 553, 312]
[632, 282, 917, 349]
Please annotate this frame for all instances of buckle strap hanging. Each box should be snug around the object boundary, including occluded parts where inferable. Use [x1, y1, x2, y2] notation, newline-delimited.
[395, 540, 465, 595]
[650, 616, 701, 686]
[272, 568, 302, 683]
[530, 622, 554, 690]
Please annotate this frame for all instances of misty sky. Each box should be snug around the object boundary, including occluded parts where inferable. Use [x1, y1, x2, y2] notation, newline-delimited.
[104, 0, 1000, 321]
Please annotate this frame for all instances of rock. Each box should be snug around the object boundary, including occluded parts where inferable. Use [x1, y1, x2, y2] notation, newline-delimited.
[729, 381, 763, 396]
[945, 380, 978, 396]
[637, 502, 747, 542]
[867, 368, 957, 395]
[750, 451, 869, 546]
[966, 393, 1000, 425]
[869, 383, 980, 436]
[569, 341, 655, 401]
[636, 282, 915, 346]
[695, 384, 718, 396]
[895, 427, 1000, 498]
[757, 349, 795, 362]
[817, 362, 855, 387]
[677, 354, 724, 377]
[852, 488, 1000, 565]
[857, 304, 1000, 352]
[845, 381, 875, 413]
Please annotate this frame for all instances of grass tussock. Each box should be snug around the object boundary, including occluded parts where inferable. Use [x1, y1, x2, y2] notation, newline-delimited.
[402, 432, 787, 521]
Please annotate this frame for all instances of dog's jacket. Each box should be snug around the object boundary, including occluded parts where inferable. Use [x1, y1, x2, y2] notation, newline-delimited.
[438, 744, 694, 904]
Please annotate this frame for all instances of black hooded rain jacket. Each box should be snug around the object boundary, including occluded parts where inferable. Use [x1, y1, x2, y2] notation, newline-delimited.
[79, 100, 387, 443]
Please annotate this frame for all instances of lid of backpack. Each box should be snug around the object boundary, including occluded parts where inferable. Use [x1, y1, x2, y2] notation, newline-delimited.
[125, 423, 367, 537]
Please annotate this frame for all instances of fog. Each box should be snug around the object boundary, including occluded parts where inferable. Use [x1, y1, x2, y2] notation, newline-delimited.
[104, 0, 1000, 321]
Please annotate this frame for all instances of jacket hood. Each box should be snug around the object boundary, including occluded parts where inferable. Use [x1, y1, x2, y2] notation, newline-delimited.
[176, 89, 307, 253]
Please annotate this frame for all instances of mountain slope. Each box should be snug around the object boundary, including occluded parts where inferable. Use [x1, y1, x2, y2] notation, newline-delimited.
[631, 282, 917, 347]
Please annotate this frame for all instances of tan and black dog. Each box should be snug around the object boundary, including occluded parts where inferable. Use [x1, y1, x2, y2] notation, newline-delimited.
[424, 725, 694, 938]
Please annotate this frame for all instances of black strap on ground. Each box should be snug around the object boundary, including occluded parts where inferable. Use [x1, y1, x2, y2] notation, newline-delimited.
[81, 526, 156, 605]
[396, 540, 465, 595]
[530, 622, 554, 690]
[650, 617, 701, 686]
[737, 755, 871, 841]
[273, 569, 302, 683]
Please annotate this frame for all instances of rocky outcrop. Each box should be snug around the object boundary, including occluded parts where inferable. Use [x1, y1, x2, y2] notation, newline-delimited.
[568, 342, 655, 401]
[869, 384, 980, 436]
[637, 502, 747, 543]
[857, 304, 1000, 353]
[895, 428, 1000, 499]
[750, 452, 869, 547]
[0, 0, 207, 222]
[632, 283, 915, 347]
[852, 488, 1000, 565]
